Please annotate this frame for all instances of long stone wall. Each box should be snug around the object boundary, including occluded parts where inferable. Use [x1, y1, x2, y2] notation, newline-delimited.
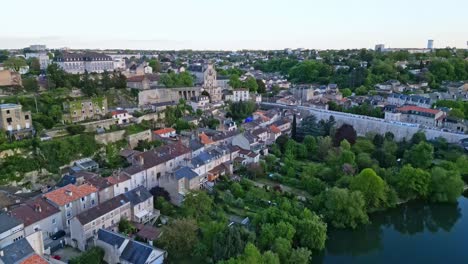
[82, 119, 116, 132]
[262, 102, 468, 143]
[138, 87, 201, 106]
[95, 130, 126, 145]
[127, 129, 152, 149]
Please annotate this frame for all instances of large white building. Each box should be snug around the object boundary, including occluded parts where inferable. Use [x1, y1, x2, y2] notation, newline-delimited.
[226, 89, 250, 102]
[55, 52, 114, 74]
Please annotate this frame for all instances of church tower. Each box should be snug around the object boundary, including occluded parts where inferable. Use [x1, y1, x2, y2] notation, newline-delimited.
[203, 64, 222, 102]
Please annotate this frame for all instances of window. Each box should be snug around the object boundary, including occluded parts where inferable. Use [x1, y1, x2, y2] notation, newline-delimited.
[52, 219, 56, 224]
[6, 110, 10, 114]
[6, 117, 12, 123]
[25, 115, 29, 120]
[81, 197, 85, 202]
[66, 203, 71, 208]
[91, 199, 95, 205]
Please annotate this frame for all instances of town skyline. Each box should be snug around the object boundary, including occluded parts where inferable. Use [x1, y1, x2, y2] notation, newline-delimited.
[2, 0, 467, 50]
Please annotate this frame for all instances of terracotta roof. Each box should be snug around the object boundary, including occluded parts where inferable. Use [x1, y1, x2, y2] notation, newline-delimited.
[199, 132, 214, 145]
[111, 110, 128, 116]
[154, 128, 176, 135]
[44, 184, 98, 206]
[269, 125, 281, 134]
[10, 197, 60, 227]
[126, 75, 145, 82]
[397, 105, 441, 115]
[20, 254, 48, 264]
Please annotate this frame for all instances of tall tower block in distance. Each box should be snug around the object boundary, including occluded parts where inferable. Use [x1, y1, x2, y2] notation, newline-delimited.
[427, 39, 434, 49]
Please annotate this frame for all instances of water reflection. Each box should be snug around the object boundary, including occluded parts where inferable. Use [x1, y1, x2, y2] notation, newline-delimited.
[319, 199, 463, 261]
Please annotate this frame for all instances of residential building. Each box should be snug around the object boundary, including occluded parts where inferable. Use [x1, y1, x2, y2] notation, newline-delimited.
[74, 158, 99, 172]
[0, 104, 32, 133]
[385, 105, 445, 127]
[153, 128, 176, 138]
[62, 97, 108, 123]
[70, 194, 131, 251]
[0, 70, 22, 87]
[55, 52, 114, 74]
[107, 173, 132, 197]
[190, 96, 210, 111]
[387, 93, 432, 108]
[44, 184, 98, 228]
[122, 143, 192, 191]
[77, 171, 115, 203]
[123, 186, 159, 224]
[126, 74, 159, 90]
[25, 53, 50, 70]
[112, 110, 133, 125]
[0, 214, 24, 248]
[225, 89, 250, 102]
[97, 229, 166, 264]
[9, 197, 62, 239]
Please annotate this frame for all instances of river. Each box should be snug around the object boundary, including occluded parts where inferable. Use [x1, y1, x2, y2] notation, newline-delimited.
[315, 192, 468, 264]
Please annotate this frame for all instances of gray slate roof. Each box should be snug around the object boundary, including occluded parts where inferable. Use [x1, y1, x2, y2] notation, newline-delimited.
[97, 229, 126, 248]
[0, 239, 34, 264]
[120, 240, 154, 264]
[174, 166, 199, 180]
[124, 186, 152, 205]
[0, 214, 22, 233]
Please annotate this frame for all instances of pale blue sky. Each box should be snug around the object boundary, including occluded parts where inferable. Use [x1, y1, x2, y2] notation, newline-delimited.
[1, 0, 467, 50]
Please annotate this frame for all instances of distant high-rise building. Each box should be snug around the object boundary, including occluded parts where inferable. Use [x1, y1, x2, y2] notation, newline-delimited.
[427, 39, 434, 49]
[29, 44, 46, 51]
[375, 44, 385, 52]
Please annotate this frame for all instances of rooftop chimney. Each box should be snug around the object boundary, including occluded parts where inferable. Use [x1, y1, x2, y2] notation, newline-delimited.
[35, 204, 42, 213]
[136, 190, 141, 197]
[65, 190, 73, 196]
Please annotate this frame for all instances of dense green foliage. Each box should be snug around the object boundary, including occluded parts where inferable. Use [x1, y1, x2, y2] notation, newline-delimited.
[69, 247, 105, 264]
[160, 72, 194, 87]
[227, 101, 257, 121]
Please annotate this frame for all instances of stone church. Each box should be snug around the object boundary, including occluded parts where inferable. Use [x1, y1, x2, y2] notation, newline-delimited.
[203, 64, 222, 102]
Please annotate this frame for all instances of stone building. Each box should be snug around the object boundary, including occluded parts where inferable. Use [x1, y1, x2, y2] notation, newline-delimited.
[203, 64, 222, 102]
[55, 52, 114, 74]
[0, 70, 22, 87]
[0, 104, 32, 133]
[63, 97, 108, 123]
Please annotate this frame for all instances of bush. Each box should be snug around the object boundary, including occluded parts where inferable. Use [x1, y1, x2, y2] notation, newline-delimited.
[66, 124, 86, 135]
[69, 247, 104, 264]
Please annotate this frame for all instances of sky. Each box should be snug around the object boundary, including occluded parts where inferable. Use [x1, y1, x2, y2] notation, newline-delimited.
[1, 0, 467, 51]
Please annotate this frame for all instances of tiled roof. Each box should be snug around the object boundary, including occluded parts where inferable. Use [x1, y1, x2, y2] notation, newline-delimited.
[20, 254, 48, 264]
[75, 194, 129, 225]
[107, 174, 131, 185]
[174, 167, 199, 180]
[124, 186, 152, 205]
[134, 143, 191, 170]
[154, 128, 176, 135]
[397, 105, 441, 115]
[10, 197, 60, 227]
[269, 125, 281, 134]
[0, 214, 22, 233]
[0, 239, 34, 264]
[44, 184, 98, 207]
[199, 132, 214, 145]
[111, 110, 128, 116]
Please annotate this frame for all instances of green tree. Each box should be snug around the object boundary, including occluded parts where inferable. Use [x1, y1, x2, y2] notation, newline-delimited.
[256, 79, 267, 93]
[429, 167, 464, 203]
[69, 247, 104, 264]
[394, 164, 431, 199]
[404, 141, 434, 169]
[23, 77, 39, 92]
[340, 88, 352, 97]
[228, 74, 242, 89]
[288, 248, 312, 264]
[158, 218, 199, 260]
[3, 57, 27, 72]
[350, 168, 387, 209]
[28, 58, 41, 75]
[297, 213, 327, 250]
[272, 237, 292, 263]
[244, 76, 258, 92]
[182, 191, 214, 220]
[322, 187, 369, 229]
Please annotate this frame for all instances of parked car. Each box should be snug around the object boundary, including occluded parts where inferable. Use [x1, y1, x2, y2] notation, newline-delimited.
[52, 230, 66, 240]
[52, 255, 61, 260]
